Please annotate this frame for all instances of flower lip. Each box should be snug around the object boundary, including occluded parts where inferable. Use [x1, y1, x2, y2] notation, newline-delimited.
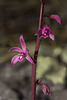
[42, 26, 50, 38]
[18, 52, 25, 62]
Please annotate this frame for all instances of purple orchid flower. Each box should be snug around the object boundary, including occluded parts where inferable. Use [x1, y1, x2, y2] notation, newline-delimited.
[35, 25, 54, 40]
[42, 84, 51, 96]
[9, 35, 34, 65]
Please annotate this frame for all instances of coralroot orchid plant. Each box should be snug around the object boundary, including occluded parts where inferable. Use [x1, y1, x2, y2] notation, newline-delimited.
[9, 0, 61, 100]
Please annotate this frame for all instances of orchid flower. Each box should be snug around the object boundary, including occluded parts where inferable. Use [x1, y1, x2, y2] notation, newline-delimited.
[36, 79, 51, 96]
[9, 35, 34, 65]
[35, 25, 54, 40]
[42, 84, 51, 95]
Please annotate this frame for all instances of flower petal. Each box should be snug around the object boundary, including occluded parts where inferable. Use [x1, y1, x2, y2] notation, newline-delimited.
[35, 29, 42, 36]
[9, 47, 22, 52]
[11, 55, 19, 65]
[43, 24, 50, 28]
[42, 25, 50, 34]
[49, 32, 54, 40]
[18, 55, 24, 62]
[42, 84, 46, 95]
[50, 14, 62, 24]
[20, 35, 26, 52]
[26, 54, 34, 64]
[18, 52, 24, 62]
[42, 84, 51, 95]
[25, 49, 29, 54]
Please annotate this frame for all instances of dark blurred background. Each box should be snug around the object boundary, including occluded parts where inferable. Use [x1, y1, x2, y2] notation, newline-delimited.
[0, 0, 67, 100]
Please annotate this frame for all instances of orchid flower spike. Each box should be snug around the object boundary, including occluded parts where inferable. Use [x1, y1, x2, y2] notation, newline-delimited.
[35, 25, 54, 40]
[42, 84, 51, 96]
[9, 35, 34, 65]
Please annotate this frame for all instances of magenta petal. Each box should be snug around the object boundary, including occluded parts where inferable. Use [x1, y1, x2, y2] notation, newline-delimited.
[42, 34, 48, 38]
[20, 35, 26, 52]
[43, 24, 50, 28]
[42, 84, 51, 95]
[26, 54, 34, 64]
[35, 29, 42, 36]
[49, 32, 54, 41]
[11, 55, 19, 65]
[9, 47, 22, 52]
[42, 25, 50, 34]
[42, 84, 46, 95]
[50, 14, 62, 24]
[25, 49, 29, 54]
[18, 56, 24, 62]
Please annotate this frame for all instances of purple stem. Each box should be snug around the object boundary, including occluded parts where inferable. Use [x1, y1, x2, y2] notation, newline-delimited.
[31, 0, 45, 100]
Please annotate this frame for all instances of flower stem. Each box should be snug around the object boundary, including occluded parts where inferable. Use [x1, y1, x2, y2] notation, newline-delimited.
[31, 0, 45, 100]
[44, 15, 50, 17]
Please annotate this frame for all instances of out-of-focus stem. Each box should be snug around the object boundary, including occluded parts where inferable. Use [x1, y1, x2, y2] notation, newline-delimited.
[31, 0, 45, 100]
